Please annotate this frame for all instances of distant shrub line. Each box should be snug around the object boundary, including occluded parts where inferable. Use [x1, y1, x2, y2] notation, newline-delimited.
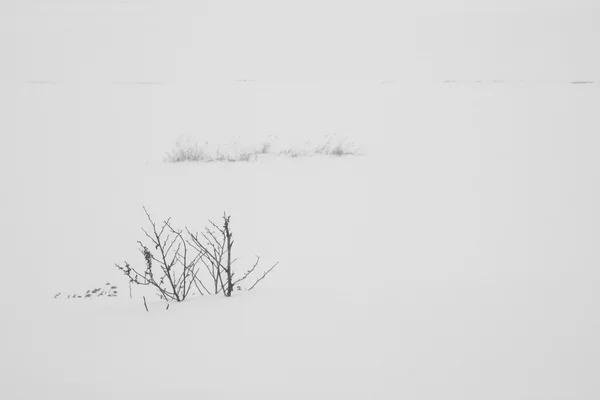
[164, 134, 361, 163]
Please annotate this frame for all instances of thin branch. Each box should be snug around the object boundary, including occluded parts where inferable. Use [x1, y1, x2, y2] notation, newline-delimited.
[232, 256, 261, 286]
[248, 262, 280, 291]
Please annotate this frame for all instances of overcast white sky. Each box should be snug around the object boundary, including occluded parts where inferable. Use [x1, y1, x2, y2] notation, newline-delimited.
[1, 0, 598, 82]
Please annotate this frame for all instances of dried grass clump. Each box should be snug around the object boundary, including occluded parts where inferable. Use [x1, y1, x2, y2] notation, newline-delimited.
[165, 134, 361, 163]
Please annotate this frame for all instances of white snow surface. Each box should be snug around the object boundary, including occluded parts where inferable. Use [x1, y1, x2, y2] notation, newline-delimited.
[1, 1, 600, 399]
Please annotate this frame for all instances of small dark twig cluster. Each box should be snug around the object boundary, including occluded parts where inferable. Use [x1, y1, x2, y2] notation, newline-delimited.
[116, 208, 279, 303]
[54, 283, 118, 299]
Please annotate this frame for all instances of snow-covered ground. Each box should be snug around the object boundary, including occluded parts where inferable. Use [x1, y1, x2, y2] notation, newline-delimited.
[1, 1, 600, 399]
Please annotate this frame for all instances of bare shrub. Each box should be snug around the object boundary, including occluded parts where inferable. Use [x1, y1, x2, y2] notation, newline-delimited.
[257, 141, 271, 154]
[116, 209, 279, 302]
[237, 151, 256, 162]
[315, 135, 359, 156]
[115, 208, 202, 302]
[165, 139, 211, 163]
[187, 213, 279, 297]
